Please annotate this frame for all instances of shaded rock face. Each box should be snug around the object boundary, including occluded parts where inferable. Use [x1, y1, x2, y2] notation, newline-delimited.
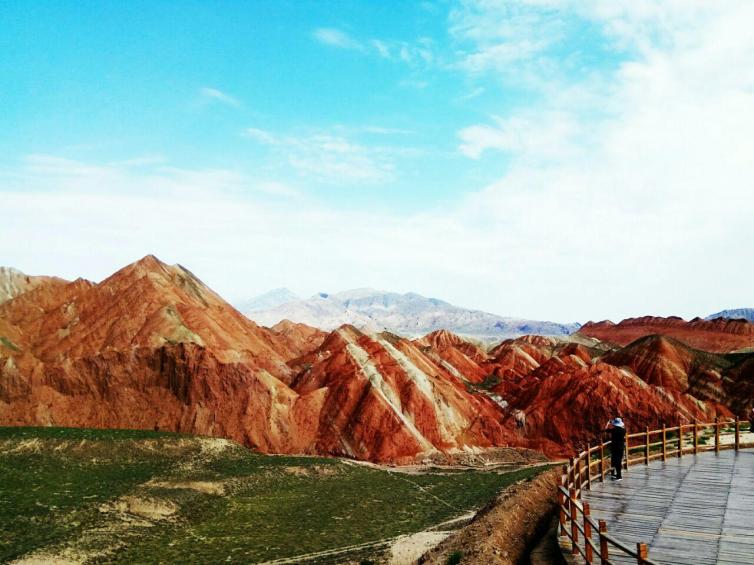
[579, 316, 754, 352]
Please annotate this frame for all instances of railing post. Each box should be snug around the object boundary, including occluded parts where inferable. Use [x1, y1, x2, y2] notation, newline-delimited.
[570, 488, 579, 554]
[575, 456, 581, 491]
[735, 417, 740, 451]
[637, 542, 648, 564]
[693, 419, 698, 454]
[678, 421, 683, 457]
[569, 457, 575, 488]
[662, 424, 667, 461]
[586, 443, 592, 489]
[599, 441, 605, 481]
[558, 474, 567, 536]
[599, 520, 609, 564]
[715, 416, 720, 454]
[644, 426, 649, 464]
[583, 501, 593, 563]
[624, 427, 629, 471]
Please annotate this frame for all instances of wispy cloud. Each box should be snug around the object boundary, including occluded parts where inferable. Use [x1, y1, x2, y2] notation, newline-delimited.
[459, 113, 581, 162]
[243, 127, 398, 183]
[14, 154, 299, 198]
[199, 86, 240, 107]
[360, 126, 414, 135]
[313, 27, 435, 67]
[313, 28, 363, 50]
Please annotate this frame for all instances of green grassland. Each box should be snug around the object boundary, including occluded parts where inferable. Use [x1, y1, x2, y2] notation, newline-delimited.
[0, 427, 547, 564]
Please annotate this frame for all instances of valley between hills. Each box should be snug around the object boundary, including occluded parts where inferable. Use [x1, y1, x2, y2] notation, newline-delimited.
[1, 256, 753, 563]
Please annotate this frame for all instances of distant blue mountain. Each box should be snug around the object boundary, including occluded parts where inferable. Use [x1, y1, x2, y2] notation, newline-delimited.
[706, 308, 754, 323]
[241, 287, 581, 339]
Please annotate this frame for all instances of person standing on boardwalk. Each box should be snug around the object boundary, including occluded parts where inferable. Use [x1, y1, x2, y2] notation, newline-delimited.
[605, 417, 626, 481]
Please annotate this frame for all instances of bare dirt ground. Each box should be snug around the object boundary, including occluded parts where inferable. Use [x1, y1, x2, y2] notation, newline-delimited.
[343, 447, 550, 475]
[419, 468, 560, 565]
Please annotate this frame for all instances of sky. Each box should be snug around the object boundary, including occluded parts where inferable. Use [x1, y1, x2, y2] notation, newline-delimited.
[1, 0, 753, 322]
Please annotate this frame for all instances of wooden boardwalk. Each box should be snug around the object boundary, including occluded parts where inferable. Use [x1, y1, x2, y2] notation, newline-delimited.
[580, 449, 754, 564]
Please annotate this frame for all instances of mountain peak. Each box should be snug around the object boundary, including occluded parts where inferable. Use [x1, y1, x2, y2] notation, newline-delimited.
[240, 288, 300, 313]
[132, 254, 169, 271]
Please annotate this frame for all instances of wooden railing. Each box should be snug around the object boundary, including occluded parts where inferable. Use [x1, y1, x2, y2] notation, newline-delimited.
[557, 417, 753, 564]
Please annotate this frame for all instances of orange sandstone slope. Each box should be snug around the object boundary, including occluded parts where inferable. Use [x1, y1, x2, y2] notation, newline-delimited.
[491, 336, 736, 453]
[413, 329, 490, 383]
[578, 316, 754, 353]
[0, 256, 328, 453]
[291, 326, 516, 462]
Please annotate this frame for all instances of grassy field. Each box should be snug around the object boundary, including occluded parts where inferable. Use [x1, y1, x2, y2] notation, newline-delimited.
[0, 427, 547, 564]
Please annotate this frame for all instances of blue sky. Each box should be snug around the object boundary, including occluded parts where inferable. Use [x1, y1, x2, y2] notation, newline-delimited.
[2, 1, 753, 321]
[0, 1, 617, 210]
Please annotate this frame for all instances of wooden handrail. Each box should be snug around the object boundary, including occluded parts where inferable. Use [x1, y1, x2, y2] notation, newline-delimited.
[557, 418, 745, 565]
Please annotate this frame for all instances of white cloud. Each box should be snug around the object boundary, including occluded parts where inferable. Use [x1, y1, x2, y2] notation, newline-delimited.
[243, 127, 397, 183]
[0, 156, 487, 313]
[313, 28, 363, 50]
[8, 155, 299, 199]
[449, 0, 568, 76]
[199, 86, 240, 107]
[459, 113, 582, 162]
[371, 39, 391, 58]
[313, 28, 435, 68]
[449, 0, 754, 319]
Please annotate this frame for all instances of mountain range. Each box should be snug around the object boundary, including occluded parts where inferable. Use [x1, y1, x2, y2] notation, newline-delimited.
[1, 257, 752, 464]
[241, 287, 581, 340]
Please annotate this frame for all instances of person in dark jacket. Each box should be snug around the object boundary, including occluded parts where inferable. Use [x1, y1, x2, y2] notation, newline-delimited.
[605, 417, 626, 481]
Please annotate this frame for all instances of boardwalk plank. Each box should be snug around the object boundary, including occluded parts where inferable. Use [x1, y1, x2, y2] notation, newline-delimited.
[577, 449, 754, 564]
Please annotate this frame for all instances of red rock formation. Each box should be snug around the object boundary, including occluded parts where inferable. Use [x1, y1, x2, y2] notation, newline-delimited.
[413, 329, 490, 383]
[0, 256, 327, 454]
[579, 316, 754, 352]
[602, 335, 753, 409]
[0, 257, 522, 463]
[503, 360, 723, 455]
[0, 343, 324, 453]
[269, 319, 327, 379]
[2, 256, 749, 462]
[291, 326, 516, 462]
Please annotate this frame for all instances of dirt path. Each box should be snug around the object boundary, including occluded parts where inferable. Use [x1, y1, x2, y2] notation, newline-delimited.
[259, 463, 557, 565]
[420, 468, 560, 565]
[257, 512, 476, 565]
